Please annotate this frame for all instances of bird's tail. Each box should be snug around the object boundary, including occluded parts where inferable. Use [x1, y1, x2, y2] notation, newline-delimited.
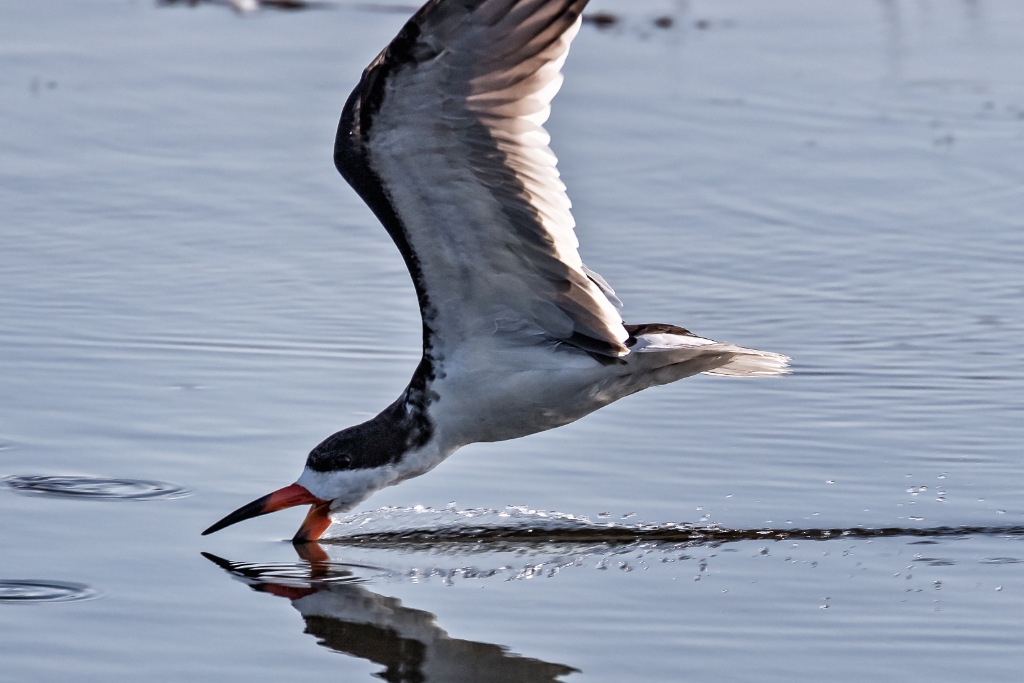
[628, 328, 790, 377]
[700, 344, 791, 377]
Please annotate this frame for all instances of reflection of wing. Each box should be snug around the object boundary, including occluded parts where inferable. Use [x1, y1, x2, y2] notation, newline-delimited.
[204, 552, 578, 683]
[336, 0, 629, 358]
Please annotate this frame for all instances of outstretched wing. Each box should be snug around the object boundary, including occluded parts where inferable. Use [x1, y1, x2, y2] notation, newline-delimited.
[335, 0, 628, 359]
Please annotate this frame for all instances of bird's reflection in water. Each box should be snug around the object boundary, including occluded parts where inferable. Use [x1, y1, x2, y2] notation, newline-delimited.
[203, 544, 578, 683]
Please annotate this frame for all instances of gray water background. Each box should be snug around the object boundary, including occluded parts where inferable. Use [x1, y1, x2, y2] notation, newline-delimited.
[2, 0, 1023, 681]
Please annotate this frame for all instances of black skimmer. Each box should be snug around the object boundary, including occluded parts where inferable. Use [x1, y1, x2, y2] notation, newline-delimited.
[203, 0, 789, 544]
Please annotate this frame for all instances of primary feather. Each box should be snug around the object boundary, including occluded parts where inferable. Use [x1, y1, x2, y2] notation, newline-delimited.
[335, 0, 628, 361]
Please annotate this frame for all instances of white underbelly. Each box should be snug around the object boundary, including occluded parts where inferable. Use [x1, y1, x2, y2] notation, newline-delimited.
[423, 331, 749, 449]
[426, 344, 625, 447]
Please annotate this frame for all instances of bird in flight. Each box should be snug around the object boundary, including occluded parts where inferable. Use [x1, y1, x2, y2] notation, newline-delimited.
[203, 0, 788, 544]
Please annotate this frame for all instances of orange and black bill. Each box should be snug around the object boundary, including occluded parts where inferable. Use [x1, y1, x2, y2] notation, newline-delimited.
[201, 483, 332, 544]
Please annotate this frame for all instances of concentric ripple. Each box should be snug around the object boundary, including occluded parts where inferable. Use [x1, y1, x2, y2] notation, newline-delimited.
[0, 580, 98, 603]
[201, 552, 372, 588]
[2, 475, 190, 501]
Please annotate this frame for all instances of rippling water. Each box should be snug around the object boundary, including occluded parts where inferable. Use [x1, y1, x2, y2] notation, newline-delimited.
[2, 0, 1022, 681]
[3, 475, 190, 500]
[0, 581, 99, 604]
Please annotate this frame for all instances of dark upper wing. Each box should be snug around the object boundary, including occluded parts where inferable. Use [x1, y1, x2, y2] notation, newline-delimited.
[334, 0, 628, 358]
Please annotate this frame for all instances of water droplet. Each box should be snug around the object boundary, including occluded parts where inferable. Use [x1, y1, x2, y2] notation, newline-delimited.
[3, 475, 189, 501]
[0, 580, 98, 603]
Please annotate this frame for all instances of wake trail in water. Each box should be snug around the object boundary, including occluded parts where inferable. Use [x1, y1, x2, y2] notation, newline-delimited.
[322, 505, 1024, 552]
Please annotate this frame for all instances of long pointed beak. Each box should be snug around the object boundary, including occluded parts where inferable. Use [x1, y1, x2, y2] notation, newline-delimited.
[202, 483, 328, 540]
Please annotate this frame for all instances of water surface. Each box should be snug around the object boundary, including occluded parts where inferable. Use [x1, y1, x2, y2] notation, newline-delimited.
[2, 0, 1022, 681]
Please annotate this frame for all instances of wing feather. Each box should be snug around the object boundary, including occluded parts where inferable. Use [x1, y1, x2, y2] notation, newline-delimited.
[335, 0, 627, 359]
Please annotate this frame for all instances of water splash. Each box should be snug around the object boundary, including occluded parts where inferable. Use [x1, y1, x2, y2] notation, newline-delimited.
[323, 504, 1024, 552]
[3, 475, 190, 501]
[204, 509, 1024, 590]
[327, 503, 599, 539]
